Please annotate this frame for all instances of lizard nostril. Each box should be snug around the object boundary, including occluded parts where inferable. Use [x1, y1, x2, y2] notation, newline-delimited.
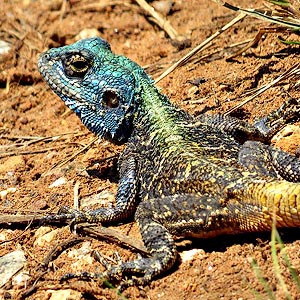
[102, 90, 120, 109]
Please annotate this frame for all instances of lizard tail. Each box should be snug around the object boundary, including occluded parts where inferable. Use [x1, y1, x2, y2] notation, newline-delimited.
[246, 181, 300, 228]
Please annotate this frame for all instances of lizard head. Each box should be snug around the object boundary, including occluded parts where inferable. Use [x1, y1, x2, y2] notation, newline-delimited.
[38, 37, 149, 143]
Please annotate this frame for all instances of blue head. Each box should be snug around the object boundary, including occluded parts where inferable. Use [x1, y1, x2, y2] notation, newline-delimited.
[38, 37, 152, 143]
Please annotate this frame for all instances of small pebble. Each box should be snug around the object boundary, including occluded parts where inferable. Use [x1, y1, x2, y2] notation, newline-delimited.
[47, 289, 82, 300]
[180, 248, 206, 263]
[49, 177, 67, 188]
[0, 40, 11, 55]
[152, 0, 174, 16]
[0, 187, 17, 200]
[75, 28, 100, 41]
[19, 116, 29, 124]
[0, 250, 27, 287]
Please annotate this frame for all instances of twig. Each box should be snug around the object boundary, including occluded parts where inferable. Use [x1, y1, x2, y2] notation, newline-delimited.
[77, 224, 148, 255]
[155, 13, 246, 83]
[21, 271, 48, 298]
[71, 1, 132, 12]
[41, 136, 98, 177]
[226, 27, 290, 60]
[73, 181, 80, 211]
[0, 131, 84, 149]
[0, 214, 148, 254]
[224, 63, 300, 115]
[0, 214, 45, 224]
[41, 237, 87, 268]
[22, 236, 88, 297]
[135, 0, 189, 47]
[0, 220, 32, 244]
[73, 181, 81, 234]
[0, 145, 71, 158]
[212, 0, 300, 29]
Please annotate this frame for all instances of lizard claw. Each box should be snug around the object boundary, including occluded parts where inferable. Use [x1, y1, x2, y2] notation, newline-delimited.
[254, 97, 300, 138]
[92, 250, 122, 269]
[61, 250, 151, 290]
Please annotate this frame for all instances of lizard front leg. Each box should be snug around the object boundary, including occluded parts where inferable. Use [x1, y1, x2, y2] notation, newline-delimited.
[253, 97, 300, 139]
[41, 144, 141, 224]
[194, 98, 300, 143]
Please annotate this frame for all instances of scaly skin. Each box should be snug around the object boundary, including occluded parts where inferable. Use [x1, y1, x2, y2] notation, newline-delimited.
[38, 37, 300, 288]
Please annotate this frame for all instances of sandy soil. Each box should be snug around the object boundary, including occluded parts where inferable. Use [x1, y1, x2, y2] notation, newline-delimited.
[1, 0, 300, 299]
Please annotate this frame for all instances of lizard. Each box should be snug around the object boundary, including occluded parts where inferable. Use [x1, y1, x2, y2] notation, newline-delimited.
[38, 37, 300, 289]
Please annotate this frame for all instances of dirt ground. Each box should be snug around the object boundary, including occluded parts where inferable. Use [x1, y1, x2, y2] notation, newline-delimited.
[1, 0, 300, 299]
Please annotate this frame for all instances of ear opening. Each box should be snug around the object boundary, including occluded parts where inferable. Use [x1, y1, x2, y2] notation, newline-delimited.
[102, 90, 120, 109]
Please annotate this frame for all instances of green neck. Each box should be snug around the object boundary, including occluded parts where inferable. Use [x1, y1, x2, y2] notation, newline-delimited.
[136, 78, 189, 147]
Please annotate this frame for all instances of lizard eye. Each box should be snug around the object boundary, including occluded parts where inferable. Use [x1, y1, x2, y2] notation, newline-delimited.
[63, 54, 91, 78]
[102, 90, 120, 109]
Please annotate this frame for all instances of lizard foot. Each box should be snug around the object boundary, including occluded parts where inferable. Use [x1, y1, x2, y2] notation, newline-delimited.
[254, 98, 300, 138]
[39, 206, 88, 225]
[60, 250, 154, 290]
